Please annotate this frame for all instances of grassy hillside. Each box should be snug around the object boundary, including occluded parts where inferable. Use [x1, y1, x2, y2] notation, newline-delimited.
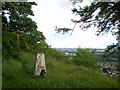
[2, 50, 119, 88]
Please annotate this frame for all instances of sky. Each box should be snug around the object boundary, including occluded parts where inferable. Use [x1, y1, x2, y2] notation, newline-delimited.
[28, 0, 117, 49]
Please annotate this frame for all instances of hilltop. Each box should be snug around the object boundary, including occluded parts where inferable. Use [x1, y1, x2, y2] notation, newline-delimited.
[3, 50, 119, 88]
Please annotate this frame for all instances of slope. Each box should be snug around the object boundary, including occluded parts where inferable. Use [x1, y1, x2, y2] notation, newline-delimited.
[2, 50, 119, 88]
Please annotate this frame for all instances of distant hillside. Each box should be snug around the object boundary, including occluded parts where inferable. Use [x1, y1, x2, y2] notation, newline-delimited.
[55, 48, 105, 53]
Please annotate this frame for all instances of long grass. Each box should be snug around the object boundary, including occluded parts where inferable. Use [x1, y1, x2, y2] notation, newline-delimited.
[2, 51, 119, 88]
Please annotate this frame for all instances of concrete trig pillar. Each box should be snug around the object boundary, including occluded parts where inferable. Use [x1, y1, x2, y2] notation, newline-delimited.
[34, 53, 46, 76]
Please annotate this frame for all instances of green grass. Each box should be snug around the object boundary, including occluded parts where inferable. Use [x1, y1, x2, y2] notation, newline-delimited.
[2, 51, 119, 88]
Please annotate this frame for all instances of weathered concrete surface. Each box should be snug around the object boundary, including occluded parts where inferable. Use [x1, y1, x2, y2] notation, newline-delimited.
[34, 53, 46, 76]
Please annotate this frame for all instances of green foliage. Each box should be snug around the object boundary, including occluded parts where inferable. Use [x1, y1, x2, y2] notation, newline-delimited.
[56, 1, 120, 36]
[55, 1, 120, 59]
[2, 1, 119, 88]
[72, 48, 99, 69]
[19, 30, 47, 52]
[103, 44, 119, 58]
[72, 1, 120, 35]
[2, 51, 36, 88]
[2, 2, 48, 58]
[2, 2, 37, 32]
[2, 30, 20, 58]
[2, 50, 118, 88]
[45, 48, 65, 61]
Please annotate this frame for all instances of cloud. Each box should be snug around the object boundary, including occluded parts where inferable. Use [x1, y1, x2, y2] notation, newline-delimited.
[58, 0, 71, 9]
[29, 0, 117, 48]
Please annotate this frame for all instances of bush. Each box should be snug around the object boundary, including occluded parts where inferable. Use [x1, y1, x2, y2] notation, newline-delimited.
[72, 48, 99, 69]
[45, 48, 65, 61]
[2, 30, 20, 59]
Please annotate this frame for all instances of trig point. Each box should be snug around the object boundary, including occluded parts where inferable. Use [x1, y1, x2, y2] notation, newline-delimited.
[34, 53, 46, 76]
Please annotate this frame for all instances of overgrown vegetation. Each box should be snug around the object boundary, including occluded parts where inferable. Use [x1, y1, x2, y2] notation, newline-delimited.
[2, 1, 119, 88]
[2, 2, 48, 59]
[72, 48, 99, 69]
[2, 50, 119, 88]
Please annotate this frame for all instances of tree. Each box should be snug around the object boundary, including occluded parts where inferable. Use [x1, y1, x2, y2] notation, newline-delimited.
[2, 2, 47, 58]
[2, 2, 37, 32]
[55, 0, 120, 59]
[2, 2, 37, 48]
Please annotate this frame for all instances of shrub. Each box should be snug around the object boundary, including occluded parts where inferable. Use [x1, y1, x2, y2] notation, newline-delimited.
[72, 48, 99, 69]
[2, 30, 20, 59]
